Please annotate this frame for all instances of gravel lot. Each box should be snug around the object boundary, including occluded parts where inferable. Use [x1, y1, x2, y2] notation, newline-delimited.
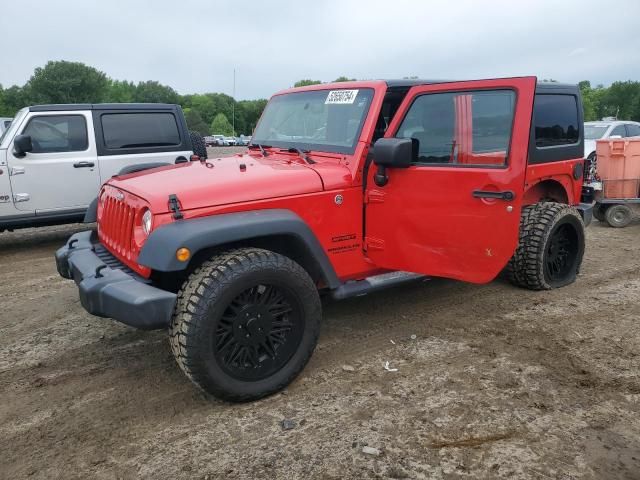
[1, 199, 639, 478]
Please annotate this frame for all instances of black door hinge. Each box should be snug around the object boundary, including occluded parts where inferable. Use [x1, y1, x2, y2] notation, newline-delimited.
[168, 194, 183, 220]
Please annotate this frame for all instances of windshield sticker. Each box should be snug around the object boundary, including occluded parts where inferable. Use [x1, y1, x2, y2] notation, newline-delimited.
[325, 90, 359, 105]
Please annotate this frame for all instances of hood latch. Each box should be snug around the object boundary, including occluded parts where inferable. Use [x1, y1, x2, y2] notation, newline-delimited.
[168, 194, 183, 220]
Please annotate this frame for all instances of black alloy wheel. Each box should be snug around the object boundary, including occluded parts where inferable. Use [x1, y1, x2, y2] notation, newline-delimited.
[214, 283, 304, 381]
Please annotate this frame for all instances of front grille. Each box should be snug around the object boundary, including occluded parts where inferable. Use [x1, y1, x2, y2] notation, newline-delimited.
[94, 244, 150, 283]
[99, 194, 136, 261]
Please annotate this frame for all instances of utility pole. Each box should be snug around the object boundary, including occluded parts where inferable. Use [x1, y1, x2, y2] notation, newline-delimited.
[232, 68, 236, 136]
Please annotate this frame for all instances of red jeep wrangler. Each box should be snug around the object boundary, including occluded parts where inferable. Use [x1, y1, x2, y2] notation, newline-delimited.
[56, 77, 591, 401]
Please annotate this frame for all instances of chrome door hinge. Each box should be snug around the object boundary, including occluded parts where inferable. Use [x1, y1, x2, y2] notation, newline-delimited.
[13, 193, 30, 203]
[10, 166, 25, 176]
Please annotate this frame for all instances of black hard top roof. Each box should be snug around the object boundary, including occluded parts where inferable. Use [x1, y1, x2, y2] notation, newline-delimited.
[29, 103, 179, 112]
[383, 79, 577, 90]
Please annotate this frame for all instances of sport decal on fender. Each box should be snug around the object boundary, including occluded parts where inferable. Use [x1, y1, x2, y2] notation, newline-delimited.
[0, 194, 10, 203]
[325, 90, 359, 105]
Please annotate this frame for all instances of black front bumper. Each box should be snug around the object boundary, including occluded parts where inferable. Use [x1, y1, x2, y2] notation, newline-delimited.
[55, 231, 176, 330]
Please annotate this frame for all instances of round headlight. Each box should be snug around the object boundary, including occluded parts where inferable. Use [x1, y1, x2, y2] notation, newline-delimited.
[141, 209, 153, 236]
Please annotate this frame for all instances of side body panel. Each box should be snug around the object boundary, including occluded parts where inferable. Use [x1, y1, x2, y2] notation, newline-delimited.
[7, 110, 100, 213]
[0, 149, 20, 219]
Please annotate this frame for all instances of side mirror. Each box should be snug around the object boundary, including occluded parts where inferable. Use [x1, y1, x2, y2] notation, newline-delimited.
[372, 137, 416, 187]
[13, 134, 33, 157]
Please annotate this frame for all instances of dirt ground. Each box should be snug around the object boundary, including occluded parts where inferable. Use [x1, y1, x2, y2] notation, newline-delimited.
[1, 213, 640, 479]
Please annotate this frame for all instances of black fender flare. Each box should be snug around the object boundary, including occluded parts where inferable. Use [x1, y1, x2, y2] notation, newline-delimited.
[117, 162, 170, 176]
[137, 209, 341, 288]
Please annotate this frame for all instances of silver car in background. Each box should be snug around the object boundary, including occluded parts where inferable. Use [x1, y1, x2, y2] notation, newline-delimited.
[584, 120, 640, 160]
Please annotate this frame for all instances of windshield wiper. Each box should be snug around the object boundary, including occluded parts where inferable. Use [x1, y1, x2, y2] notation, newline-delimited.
[248, 143, 269, 157]
[285, 147, 315, 164]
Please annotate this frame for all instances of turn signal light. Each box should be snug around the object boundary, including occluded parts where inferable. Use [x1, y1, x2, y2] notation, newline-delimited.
[176, 247, 191, 262]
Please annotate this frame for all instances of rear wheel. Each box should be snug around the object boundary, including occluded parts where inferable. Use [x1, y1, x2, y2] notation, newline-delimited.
[508, 202, 585, 290]
[169, 248, 321, 402]
[593, 204, 607, 222]
[604, 204, 633, 228]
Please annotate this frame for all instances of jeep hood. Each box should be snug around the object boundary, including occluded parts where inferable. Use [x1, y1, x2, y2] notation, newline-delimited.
[107, 154, 346, 212]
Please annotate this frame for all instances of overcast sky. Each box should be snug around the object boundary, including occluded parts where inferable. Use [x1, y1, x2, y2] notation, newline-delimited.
[1, 0, 639, 99]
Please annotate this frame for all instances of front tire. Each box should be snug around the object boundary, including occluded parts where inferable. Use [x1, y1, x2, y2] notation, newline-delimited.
[169, 248, 321, 402]
[508, 202, 585, 290]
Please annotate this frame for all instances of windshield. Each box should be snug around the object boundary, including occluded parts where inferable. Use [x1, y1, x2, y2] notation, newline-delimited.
[584, 125, 609, 140]
[0, 108, 27, 146]
[252, 88, 374, 154]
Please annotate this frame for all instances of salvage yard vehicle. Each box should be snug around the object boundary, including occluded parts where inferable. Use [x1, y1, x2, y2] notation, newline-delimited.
[56, 77, 591, 402]
[584, 119, 640, 164]
[583, 136, 640, 227]
[0, 104, 196, 231]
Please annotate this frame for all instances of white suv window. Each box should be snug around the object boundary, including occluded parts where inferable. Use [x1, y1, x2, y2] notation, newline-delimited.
[23, 115, 88, 153]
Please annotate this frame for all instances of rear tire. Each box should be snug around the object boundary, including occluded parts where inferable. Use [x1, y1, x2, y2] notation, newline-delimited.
[508, 202, 585, 290]
[189, 131, 208, 160]
[169, 248, 321, 402]
[593, 204, 607, 222]
[604, 204, 633, 228]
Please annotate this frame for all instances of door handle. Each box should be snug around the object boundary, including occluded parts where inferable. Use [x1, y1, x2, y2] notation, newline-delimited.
[10, 166, 25, 176]
[472, 190, 515, 201]
[73, 161, 95, 168]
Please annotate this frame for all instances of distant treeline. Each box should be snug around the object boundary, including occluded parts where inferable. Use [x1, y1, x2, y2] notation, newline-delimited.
[2, 61, 638, 136]
[0, 61, 266, 136]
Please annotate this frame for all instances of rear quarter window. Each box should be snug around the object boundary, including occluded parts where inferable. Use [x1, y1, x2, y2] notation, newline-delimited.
[101, 112, 181, 149]
[528, 91, 583, 164]
[534, 95, 579, 147]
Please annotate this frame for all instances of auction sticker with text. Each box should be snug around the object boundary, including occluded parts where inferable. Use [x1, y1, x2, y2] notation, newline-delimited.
[325, 90, 359, 104]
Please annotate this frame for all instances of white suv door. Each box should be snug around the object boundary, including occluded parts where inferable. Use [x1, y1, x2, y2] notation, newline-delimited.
[8, 111, 100, 213]
[95, 110, 193, 179]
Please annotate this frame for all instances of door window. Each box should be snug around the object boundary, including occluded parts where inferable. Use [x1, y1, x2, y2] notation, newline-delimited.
[610, 125, 627, 137]
[101, 113, 180, 149]
[396, 90, 515, 166]
[22, 115, 88, 153]
[626, 124, 640, 137]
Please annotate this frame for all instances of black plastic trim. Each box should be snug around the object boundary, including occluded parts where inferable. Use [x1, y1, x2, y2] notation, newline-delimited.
[84, 198, 98, 223]
[116, 162, 170, 176]
[576, 202, 594, 227]
[138, 209, 341, 288]
[29, 103, 177, 112]
[55, 231, 175, 330]
[1, 208, 86, 230]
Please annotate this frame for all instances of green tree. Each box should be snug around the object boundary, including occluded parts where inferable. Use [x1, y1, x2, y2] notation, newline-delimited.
[333, 76, 356, 82]
[184, 108, 210, 135]
[294, 79, 322, 87]
[106, 79, 136, 103]
[0, 85, 31, 116]
[602, 81, 640, 121]
[26, 60, 108, 104]
[133, 81, 179, 104]
[210, 113, 234, 136]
